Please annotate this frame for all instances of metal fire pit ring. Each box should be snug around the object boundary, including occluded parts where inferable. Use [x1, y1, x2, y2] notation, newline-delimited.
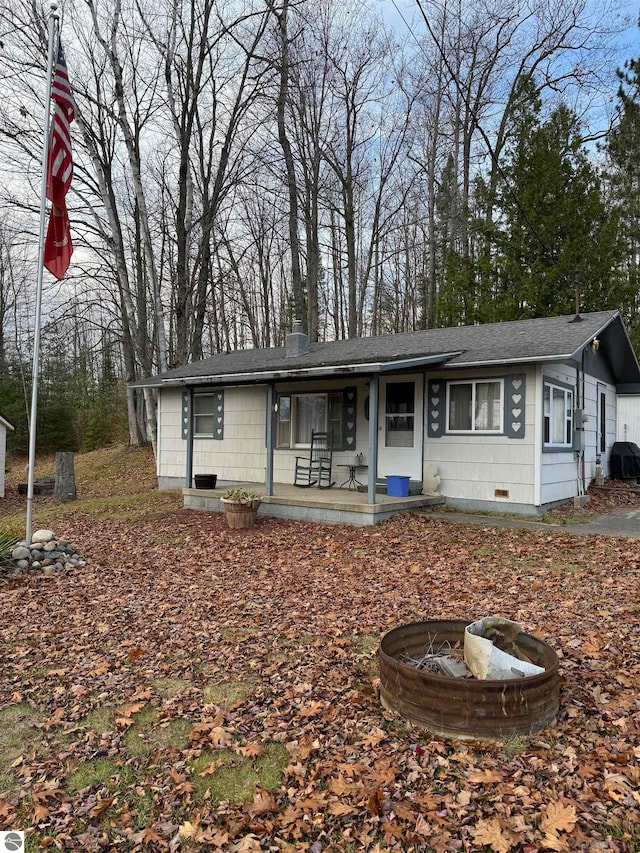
[379, 619, 559, 739]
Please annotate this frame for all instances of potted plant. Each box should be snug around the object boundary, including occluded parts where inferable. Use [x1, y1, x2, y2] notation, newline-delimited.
[220, 489, 262, 529]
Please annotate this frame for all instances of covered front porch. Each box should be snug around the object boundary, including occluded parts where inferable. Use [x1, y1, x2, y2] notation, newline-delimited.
[183, 482, 444, 526]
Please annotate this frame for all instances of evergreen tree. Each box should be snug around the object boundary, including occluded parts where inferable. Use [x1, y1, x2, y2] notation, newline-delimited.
[496, 95, 619, 320]
[607, 47, 640, 349]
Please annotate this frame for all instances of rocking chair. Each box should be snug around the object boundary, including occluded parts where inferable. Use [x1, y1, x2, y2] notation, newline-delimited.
[293, 430, 335, 489]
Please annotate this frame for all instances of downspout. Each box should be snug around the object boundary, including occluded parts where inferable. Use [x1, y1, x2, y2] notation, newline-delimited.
[368, 376, 379, 505]
[581, 349, 587, 494]
[533, 366, 542, 506]
[265, 383, 275, 496]
[186, 387, 194, 489]
[156, 389, 161, 480]
[575, 352, 586, 496]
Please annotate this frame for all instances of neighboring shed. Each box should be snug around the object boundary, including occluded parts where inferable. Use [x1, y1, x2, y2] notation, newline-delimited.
[133, 310, 640, 523]
[0, 411, 14, 498]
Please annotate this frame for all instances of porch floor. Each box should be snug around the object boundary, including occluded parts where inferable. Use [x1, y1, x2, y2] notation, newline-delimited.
[183, 482, 444, 526]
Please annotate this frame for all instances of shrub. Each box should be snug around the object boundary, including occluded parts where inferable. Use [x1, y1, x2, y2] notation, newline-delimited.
[0, 526, 20, 570]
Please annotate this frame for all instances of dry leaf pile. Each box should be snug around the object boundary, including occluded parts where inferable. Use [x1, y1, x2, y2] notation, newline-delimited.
[0, 465, 638, 851]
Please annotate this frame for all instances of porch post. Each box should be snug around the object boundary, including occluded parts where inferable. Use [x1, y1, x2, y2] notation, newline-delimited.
[367, 375, 379, 505]
[265, 382, 275, 496]
[186, 387, 194, 488]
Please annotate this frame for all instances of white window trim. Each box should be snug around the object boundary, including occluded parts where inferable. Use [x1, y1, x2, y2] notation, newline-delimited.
[193, 392, 215, 438]
[446, 378, 504, 434]
[279, 392, 342, 449]
[293, 393, 327, 449]
[543, 380, 574, 449]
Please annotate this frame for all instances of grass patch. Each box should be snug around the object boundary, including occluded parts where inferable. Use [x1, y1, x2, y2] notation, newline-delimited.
[556, 561, 584, 575]
[601, 822, 640, 850]
[296, 632, 321, 645]
[154, 718, 193, 749]
[0, 703, 45, 782]
[1, 490, 181, 531]
[473, 547, 492, 557]
[218, 625, 260, 642]
[133, 790, 155, 830]
[203, 678, 255, 707]
[348, 634, 380, 656]
[191, 742, 288, 804]
[501, 734, 529, 758]
[67, 758, 117, 794]
[79, 707, 116, 735]
[25, 833, 46, 853]
[123, 705, 160, 757]
[122, 705, 192, 755]
[152, 677, 191, 698]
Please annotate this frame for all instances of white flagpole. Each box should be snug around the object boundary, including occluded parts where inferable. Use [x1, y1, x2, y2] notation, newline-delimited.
[26, 1, 59, 544]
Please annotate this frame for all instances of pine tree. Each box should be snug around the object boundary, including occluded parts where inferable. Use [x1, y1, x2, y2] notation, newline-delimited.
[496, 94, 619, 320]
[607, 49, 640, 348]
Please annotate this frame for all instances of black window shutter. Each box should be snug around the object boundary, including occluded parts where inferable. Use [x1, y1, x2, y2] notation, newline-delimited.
[427, 380, 445, 437]
[343, 387, 357, 451]
[504, 375, 525, 438]
[181, 391, 190, 440]
[213, 390, 224, 440]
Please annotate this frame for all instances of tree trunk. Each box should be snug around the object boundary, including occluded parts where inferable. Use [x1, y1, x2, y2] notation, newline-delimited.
[54, 452, 77, 503]
[273, 0, 305, 325]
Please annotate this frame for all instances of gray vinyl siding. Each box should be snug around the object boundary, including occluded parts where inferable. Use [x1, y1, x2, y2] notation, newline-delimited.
[540, 362, 617, 503]
[424, 366, 537, 506]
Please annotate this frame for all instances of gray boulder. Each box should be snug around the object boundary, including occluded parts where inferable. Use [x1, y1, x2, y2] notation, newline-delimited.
[11, 546, 30, 561]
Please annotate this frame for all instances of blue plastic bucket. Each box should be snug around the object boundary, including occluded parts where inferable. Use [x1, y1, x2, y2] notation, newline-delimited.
[386, 475, 410, 497]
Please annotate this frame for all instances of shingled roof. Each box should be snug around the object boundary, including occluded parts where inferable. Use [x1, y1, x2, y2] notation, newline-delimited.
[134, 310, 640, 388]
[0, 410, 14, 430]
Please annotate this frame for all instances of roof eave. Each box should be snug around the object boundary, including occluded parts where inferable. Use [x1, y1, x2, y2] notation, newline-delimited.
[446, 353, 573, 369]
[142, 351, 463, 388]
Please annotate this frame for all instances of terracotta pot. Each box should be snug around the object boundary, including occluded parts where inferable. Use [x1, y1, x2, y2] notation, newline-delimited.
[220, 499, 260, 529]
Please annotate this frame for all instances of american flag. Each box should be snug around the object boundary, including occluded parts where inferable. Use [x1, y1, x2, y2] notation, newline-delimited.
[44, 40, 75, 279]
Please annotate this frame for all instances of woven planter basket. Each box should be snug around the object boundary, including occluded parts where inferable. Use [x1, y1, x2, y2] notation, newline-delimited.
[221, 499, 260, 529]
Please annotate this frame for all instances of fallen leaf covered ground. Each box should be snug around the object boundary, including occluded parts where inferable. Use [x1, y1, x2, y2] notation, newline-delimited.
[0, 448, 639, 852]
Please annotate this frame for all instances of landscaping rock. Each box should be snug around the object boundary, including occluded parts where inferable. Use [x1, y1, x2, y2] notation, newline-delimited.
[11, 546, 31, 561]
[32, 529, 54, 543]
[0, 530, 87, 581]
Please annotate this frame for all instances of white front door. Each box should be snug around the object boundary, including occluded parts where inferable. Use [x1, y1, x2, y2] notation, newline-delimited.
[377, 376, 424, 480]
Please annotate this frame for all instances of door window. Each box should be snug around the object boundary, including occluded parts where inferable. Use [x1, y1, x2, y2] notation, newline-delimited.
[385, 382, 415, 448]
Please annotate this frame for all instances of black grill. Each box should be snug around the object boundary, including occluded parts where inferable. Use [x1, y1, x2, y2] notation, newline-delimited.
[609, 442, 640, 481]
